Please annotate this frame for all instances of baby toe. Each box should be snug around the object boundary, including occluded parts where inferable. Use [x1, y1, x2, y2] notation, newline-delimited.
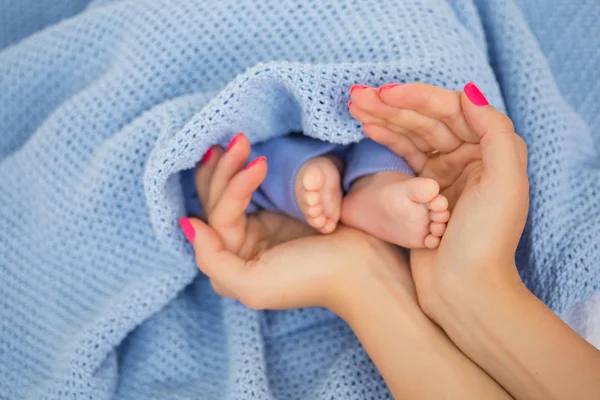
[430, 210, 450, 223]
[424, 234, 441, 249]
[306, 205, 323, 218]
[321, 219, 338, 234]
[429, 222, 446, 237]
[428, 194, 448, 212]
[302, 167, 325, 192]
[304, 191, 321, 206]
[405, 178, 440, 204]
[309, 214, 327, 228]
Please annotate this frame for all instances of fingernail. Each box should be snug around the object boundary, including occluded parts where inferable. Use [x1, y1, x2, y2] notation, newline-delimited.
[226, 132, 244, 152]
[245, 156, 266, 170]
[349, 84, 370, 94]
[464, 82, 489, 106]
[378, 83, 401, 94]
[179, 217, 195, 242]
[347, 100, 353, 108]
[201, 146, 214, 164]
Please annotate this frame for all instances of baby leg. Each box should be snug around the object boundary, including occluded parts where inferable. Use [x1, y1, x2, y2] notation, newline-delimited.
[341, 139, 449, 248]
[249, 134, 344, 233]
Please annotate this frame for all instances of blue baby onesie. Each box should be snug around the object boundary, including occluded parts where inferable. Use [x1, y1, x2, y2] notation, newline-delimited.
[183, 135, 413, 221]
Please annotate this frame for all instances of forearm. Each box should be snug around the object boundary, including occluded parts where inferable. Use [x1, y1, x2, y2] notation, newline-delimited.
[437, 273, 600, 400]
[339, 277, 512, 400]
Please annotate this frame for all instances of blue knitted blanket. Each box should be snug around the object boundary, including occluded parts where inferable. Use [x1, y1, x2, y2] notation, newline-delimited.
[1, 0, 599, 398]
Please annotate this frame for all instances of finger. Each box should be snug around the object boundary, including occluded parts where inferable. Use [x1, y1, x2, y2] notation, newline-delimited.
[348, 99, 389, 126]
[430, 222, 446, 237]
[210, 156, 267, 230]
[430, 210, 450, 223]
[350, 84, 400, 118]
[374, 105, 462, 152]
[207, 132, 251, 211]
[461, 83, 527, 190]
[424, 234, 441, 249]
[379, 82, 479, 143]
[184, 216, 311, 311]
[351, 87, 435, 152]
[362, 123, 428, 172]
[350, 95, 421, 143]
[180, 217, 251, 295]
[352, 84, 463, 153]
[351, 109, 434, 154]
[195, 145, 224, 211]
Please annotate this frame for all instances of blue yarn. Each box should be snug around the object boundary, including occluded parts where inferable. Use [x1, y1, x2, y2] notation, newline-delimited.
[0, 0, 598, 398]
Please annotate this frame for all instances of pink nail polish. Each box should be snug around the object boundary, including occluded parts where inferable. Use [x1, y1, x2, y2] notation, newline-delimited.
[245, 156, 266, 170]
[179, 217, 195, 242]
[349, 84, 370, 94]
[226, 132, 244, 152]
[464, 82, 489, 106]
[201, 147, 214, 164]
[347, 100, 353, 108]
[378, 83, 401, 94]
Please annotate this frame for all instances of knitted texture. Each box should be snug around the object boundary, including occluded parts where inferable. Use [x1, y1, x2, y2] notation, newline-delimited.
[516, 0, 600, 150]
[0, 0, 599, 399]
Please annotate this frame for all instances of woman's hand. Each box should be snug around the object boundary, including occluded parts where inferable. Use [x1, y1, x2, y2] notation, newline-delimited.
[181, 132, 512, 400]
[180, 133, 415, 316]
[350, 82, 529, 317]
[351, 82, 600, 400]
[412, 85, 529, 318]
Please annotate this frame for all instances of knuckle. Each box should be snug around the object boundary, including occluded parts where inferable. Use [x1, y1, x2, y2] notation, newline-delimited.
[441, 106, 463, 125]
[412, 115, 431, 133]
[428, 120, 447, 140]
[497, 114, 515, 133]
[390, 108, 414, 129]
[390, 107, 408, 123]
[414, 86, 434, 109]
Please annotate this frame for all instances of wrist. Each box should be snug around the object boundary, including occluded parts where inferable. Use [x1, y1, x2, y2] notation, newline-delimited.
[326, 234, 417, 323]
[331, 259, 516, 400]
[337, 270, 418, 328]
[433, 263, 529, 336]
[428, 266, 600, 400]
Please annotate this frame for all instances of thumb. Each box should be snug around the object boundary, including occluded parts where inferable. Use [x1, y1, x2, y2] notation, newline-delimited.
[179, 217, 249, 290]
[460, 82, 528, 189]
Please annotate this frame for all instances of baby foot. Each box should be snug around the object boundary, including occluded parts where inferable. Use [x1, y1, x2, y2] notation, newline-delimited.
[294, 155, 343, 234]
[341, 171, 450, 248]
